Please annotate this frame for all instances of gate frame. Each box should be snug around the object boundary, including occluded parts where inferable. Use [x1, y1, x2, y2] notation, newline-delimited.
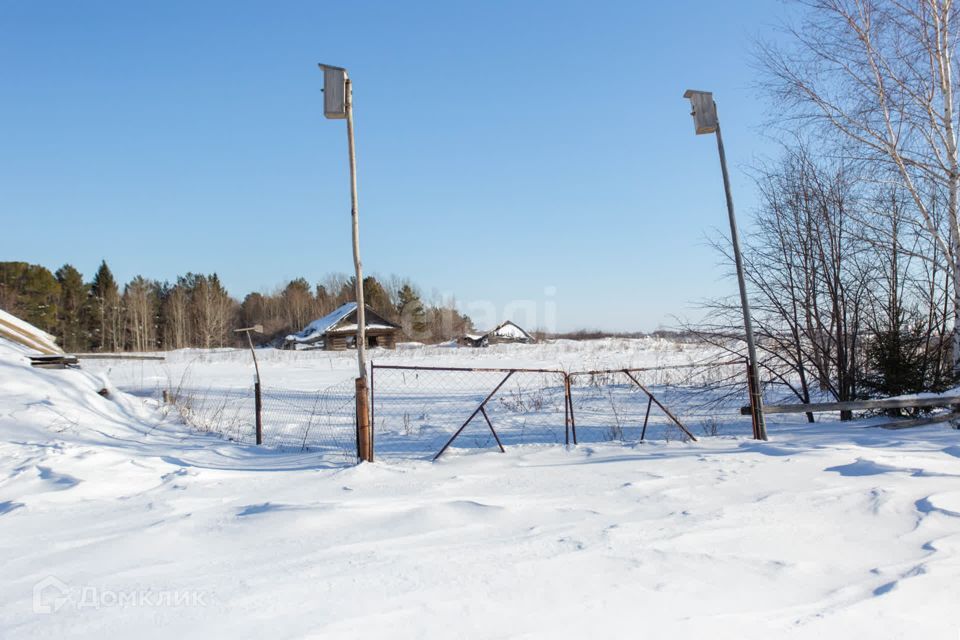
[370, 363, 570, 459]
[369, 359, 753, 460]
[566, 368, 699, 443]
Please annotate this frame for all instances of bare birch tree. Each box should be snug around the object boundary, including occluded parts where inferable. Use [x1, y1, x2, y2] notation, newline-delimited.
[123, 276, 157, 352]
[161, 284, 189, 350]
[761, 0, 960, 372]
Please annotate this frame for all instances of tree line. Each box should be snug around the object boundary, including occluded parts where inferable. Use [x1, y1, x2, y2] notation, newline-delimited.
[697, 0, 960, 413]
[0, 260, 471, 352]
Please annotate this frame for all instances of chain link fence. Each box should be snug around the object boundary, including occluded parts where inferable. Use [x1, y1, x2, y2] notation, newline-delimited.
[371, 366, 570, 460]
[567, 360, 749, 444]
[259, 380, 357, 460]
[157, 381, 357, 461]
[371, 361, 752, 460]
[99, 354, 751, 464]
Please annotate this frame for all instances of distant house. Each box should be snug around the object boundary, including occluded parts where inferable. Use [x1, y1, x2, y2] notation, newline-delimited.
[284, 303, 400, 351]
[458, 333, 489, 348]
[459, 320, 535, 347]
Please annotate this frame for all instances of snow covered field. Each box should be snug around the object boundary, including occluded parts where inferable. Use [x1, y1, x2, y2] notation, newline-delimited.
[2, 339, 960, 639]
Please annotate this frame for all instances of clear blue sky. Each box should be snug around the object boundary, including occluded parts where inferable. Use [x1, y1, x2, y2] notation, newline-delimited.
[0, 0, 793, 332]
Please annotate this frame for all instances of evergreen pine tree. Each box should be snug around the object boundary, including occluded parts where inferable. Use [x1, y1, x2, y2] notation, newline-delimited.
[89, 260, 122, 351]
[0, 261, 60, 334]
[396, 284, 427, 339]
[362, 276, 391, 313]
[55, 264, 89, 351]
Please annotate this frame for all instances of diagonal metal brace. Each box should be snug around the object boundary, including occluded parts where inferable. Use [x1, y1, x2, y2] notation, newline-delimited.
[622, 370, 698, 442]
[640, 395, 653, 442]
[434, 371, 515, 460]
[480, 406, 505, 453]
[565, 374, 577, 445]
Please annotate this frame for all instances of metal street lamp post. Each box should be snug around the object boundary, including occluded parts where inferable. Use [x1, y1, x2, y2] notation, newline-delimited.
[234, 324, 264, 445]
[682, 90, 768, 441]
[319, 63, 372, 461]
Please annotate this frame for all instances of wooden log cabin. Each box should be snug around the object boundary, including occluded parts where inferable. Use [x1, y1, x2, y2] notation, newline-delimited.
[283, 303, 400, 351]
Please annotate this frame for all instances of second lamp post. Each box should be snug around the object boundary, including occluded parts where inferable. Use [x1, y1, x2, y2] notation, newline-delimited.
[683, 89, 767, 441]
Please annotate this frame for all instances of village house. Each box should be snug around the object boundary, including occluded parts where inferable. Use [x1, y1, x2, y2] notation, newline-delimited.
[459, 320, 535, 347]
[283, 302, 400, 351]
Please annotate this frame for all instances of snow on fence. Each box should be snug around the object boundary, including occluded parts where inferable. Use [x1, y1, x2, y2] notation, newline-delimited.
[371, 360, 751, 460]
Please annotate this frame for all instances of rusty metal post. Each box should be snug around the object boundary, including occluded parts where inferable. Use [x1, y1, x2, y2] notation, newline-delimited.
[233, 328, 264, 446]
[567, 374, 578, 445]
[745, 359, 761, 440]
[356, 377, 372, 462]
[370, 362, 375, 457]
[254, 380, 262, 445]
[564, 373, 570, 445]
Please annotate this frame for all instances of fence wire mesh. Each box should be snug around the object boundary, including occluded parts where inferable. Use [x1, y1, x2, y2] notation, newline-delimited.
[101, 354, 752, 464]
[372, 366, 569, 460]
[372, 360, 752, 459]
[259, 379, 357, 460]
[158, 378, 357, 462]
[164, 384, 257, 445]
[567, 361, 749, 444]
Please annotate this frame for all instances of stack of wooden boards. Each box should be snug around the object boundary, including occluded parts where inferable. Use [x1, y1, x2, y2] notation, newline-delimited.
[0, 309, 77, 368]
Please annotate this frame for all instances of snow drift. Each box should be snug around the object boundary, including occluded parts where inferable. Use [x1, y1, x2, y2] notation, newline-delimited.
[1, 340, 960, 639]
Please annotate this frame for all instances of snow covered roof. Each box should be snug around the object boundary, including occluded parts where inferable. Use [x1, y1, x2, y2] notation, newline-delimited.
[490, 321, 532, 340]
[462, 321, 534, 345]
[285, 303, 358, 344]
[284, 303, 400, 344]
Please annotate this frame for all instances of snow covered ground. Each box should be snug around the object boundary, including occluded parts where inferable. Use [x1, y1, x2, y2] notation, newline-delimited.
[2, 339, 960, 638]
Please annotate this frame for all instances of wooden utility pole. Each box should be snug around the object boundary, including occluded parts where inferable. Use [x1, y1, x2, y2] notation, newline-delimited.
[715, 123, 767, 441]
[346, 78, 372, 462]
[684, 90, 767, 440]
[345, 78, 368, 382]
[321, 63, 372, 461]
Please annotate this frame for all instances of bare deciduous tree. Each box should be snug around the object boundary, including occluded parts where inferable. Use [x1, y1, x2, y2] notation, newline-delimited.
[761, 0, 960, 371]
[123, 276, 157, 352]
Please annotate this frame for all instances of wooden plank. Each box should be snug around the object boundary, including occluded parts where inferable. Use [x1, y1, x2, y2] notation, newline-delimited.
[0, 317, 62, 355]
[29, 354, 79, 369]
[740, 395, 960, 415]
[73, 353, 159, 360]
